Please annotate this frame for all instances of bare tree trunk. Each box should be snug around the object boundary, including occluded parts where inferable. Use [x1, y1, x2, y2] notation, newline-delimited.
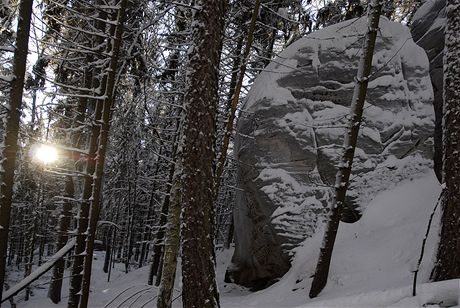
[0, 0, 33, 302]
[432, 0, 460, 281]
[147, 47, 184, 285]
[24, 212, 36, 301]
[156, 173, 181, 308]
[67, 81, 103, 308]
[214, 0, 260, 194]
[224, 215, 234, 249]
[138, 178, 157, 268]
[79, 1, 127, 306]
[180, 1, 226, 307]
[67, 7, 110, 306]
[48, 176, 74, 303]
[103, 228, 112, 274]
[124, 183, 132, 274]
[16, 224, 24, 267]
[309, 0, 382, 298]
[148, 159, 175, 285]
[49, 73, 89, 303]
[37, 210, 47, 266]
[152, 84, 184, 296]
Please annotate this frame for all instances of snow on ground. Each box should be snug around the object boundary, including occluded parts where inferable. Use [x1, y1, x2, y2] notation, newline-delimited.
[219, 171, 457, 308]
[8, 171, 460, 307]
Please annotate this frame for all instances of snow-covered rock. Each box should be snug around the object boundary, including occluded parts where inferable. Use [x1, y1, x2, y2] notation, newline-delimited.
[411, 0, 446, 182]
[227, 17, 435, 289]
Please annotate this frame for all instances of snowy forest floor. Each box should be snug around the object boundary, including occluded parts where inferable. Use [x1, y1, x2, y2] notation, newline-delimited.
[7, 171, 460, 307]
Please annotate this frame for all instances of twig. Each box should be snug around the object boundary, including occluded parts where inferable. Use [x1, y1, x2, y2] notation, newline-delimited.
[412, 191, 443, 296]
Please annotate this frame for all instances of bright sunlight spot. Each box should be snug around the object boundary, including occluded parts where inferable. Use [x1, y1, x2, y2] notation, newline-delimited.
[31, 143, 59, 164]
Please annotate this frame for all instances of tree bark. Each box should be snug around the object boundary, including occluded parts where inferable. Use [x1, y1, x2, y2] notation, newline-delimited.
[67, 77, 103, 308]
[148, 153, 176, 285]
[152, 119, 182, 293]
[156, 172, 181, 308]
[48, 176, 74, 303]
[432, 0, 460, 281]
[48, 71, 89, 303]
[138, 175, 157, 269]
[67, 7, 110, 307]
[309, 0, 382, 298]
[214, 0, 260, 194]
[79, 0, 127, 306]
[0, 0, 33, 303]
[180, 1, 226, 307]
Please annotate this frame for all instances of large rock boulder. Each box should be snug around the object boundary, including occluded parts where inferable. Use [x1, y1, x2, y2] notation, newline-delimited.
[226, 17, 435, 289]
[411, 0, 446, 182]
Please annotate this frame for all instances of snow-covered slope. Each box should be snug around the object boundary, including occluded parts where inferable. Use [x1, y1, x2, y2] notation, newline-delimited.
[221, 171, 448, 307]
[18, 171, 459, 307]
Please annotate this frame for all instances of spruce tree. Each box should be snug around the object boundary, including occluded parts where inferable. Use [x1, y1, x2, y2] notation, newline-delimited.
[180, 0, 226, 307]
[309, 0, 383, 298]
[0, 0, 33, 302]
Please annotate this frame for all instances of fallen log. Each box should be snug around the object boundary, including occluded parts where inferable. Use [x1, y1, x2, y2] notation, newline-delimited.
[1, 238, 76, 303]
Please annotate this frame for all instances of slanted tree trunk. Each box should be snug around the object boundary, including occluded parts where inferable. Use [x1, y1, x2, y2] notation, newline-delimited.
[147, 32, 187, 283]
[79, 1, 127, 306]
[432, 0, 460, 281]
[67, 76, 103, 308]
[152, 111, 182, 296]
[214, 0, 260, 195]
[213, 2, 259, 250]
[156, 171, 181, 308]
[180, 1, 226, 307]
[0, 0, 33, 302]
[309, 0, 382, 298]
[148, 50, 184, 286]
[67, 7, 110, 307]
[148, 135, 179, 286]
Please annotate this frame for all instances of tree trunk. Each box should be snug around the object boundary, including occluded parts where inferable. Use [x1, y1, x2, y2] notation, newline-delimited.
[151, 132, 180, 286]
[49, 68, 89, 303]
[224, 215, 234, 249]
[48, 176, 74, 303]
[24, 212, 36, 301]
[67, 80, 103, 308]
[180, 1, 226, 307]
[138, 178, 157, 268]
[124, 182, 133, 274]
[309, 0, 382, 298]
[148, 159, 175, 285]
[67, 7, 110, 307]
[1, 239, 76, 305]
[103, 230, 112, 273]
[79, 1, 127, 306]
[432, 0, 460, 281]
[147, 41, 184, 285]
[214, 0, 260, 194]
[156, 173, 181, 308]
[0, 0, 33, 302]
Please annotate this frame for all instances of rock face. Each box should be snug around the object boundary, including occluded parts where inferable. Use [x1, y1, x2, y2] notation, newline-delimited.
[226, 17, 435, 289]
[411, 0, 446, 182]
